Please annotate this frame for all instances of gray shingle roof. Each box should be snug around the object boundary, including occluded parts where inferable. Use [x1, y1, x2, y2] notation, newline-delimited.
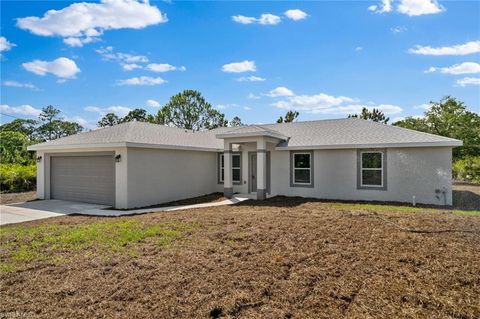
[29, 118, 461, 151]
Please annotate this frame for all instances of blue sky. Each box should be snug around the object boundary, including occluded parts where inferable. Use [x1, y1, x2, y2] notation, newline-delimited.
[1, 0, 479, 129]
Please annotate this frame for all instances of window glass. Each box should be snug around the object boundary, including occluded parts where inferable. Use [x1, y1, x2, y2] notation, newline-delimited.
[221, 169, 224, 181]
[232, 168, 241, 181]
[362, 153, 382, 169]
[232, 154, 240, 168]
[294, 169, 310, 184]
[294, 153, 310, 168]
[362, 170, 382, 186]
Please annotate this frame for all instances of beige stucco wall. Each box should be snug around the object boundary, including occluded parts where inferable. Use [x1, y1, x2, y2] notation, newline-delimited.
[270, 147, 453, 205]
[126, 148, 217, 209]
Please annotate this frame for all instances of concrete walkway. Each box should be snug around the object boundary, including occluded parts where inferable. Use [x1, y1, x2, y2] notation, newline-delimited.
[0, 196, 250, 226]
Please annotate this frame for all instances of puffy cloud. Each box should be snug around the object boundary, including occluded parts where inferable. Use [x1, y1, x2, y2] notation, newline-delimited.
[355, 46, 363, 52]
[236, 76, 265, 82]
[425, 62, 480, 75]
[397, 0, 444, 16]
[97, 46, 148, 63]
[267, 87, 294, 97]
[0, 104, 42, 117]
[408, 41, 480, 56]
[17, 0, 167, 47]
[284, 9, 308, 21]
[0, 36, 16, 52]
[456, 77, 480, 87]
[2, 80, 37, 89]
[222, 60, 256, 73]
[244, 106, 252, 111]
[368, 0, 392, 13]
[146, 63, 185, 72]
[115, 76, 166, 86]
[368, 0, 444, 16]
[84, 105, 132, 117]
[273, 93, 355, 112]
[22, 57, 80, 79]
[121, 63, 143, 71]
[232, 13, 281, 25]
[146, 99, 160, 107]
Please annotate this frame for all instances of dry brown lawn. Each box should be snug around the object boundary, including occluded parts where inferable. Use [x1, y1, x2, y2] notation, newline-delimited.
[1, 196, 479, 319]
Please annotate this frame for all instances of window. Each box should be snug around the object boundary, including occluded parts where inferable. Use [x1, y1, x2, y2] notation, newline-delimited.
[360, 151, 384, 187]
[291, 152, 313, 186]
[219, 153, 241, 184]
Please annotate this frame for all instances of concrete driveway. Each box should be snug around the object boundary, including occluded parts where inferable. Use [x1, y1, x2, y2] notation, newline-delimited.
[0, 196, 250, 226]
[0, 200, 109, 226]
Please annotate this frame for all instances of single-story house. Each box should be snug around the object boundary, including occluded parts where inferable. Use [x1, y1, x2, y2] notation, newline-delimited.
[28, 118, 462, 209]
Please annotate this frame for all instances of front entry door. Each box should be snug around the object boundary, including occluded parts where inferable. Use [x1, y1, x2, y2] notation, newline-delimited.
[250, 154, 257, 193]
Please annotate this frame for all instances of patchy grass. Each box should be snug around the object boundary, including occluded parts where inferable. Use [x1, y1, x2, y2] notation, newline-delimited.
[1, 199, 479, 318]
[0, 219, 199, 272]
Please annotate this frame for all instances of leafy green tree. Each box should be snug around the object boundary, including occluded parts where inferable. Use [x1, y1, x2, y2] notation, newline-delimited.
[120, 108, 149, 123]
[0, 131, 34, 164]
[277, 110, 299, 123]
[348, 107, 389, 124]
[0, 119, 38, 139]
[38, 105, 62, 140]
[37, 105, 83, 141]
[394, 96, 480, 159]
[229, 116, 243, 127]
[161, 90, 228, 131]
[97, 113, 120, 127]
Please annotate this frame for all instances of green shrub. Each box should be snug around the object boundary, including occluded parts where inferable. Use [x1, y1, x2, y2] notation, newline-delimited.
[453, 156, 480, 184]
[0, 163, 37, 193]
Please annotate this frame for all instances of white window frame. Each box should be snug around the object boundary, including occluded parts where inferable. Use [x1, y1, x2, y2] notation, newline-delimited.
[219, 153, 241, 183]
[292, 152, 312, 186]
[360, 151, 384, 188]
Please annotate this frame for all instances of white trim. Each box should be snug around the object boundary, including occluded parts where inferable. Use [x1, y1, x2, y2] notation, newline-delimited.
[292, 152, 312, 185]
[216, 131, 287, 140]
[360, 151, 384, 188]
[219, 153, 241, 183]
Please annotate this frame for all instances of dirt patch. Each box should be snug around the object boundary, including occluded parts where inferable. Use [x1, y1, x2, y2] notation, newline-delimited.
[1, 199, 479, 318]
[0, 191, 37, 205]
[453, 183, 480, 210]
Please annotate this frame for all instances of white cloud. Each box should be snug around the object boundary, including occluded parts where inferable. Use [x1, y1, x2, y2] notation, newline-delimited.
[146, 99, 160, 107]
[334, 104, 403, 115]
[0, 36, 16, 52]
[17, 0, 167, 47]
[115, 76, 166, 86]
[97, 46, 149, 63]
[284, 9, 307, 21]
[425, 62, 480, 75]
[232, 13, 281, 25]
[2, 81, 37, 89]
[244, 106, 252, 111]
[414, 103, 430, 110]
[247, 93, 261, 99]
[236, 76, 265, 82]
[146, 63, 180, 72]
[397, 0, 444, 16]
[222, 60, 256, 73]
[267, 86, 294, 97]
[355, 46, 363, 52]
[368, 0, 393, 13]
[121, 63, 143, 71]
[22, 57, 80, 79]
[0, 104, 42, 117]
[391, 26, 407, 34]
[273, 93, 356, 112]
[84, 105, 132, 117]
[456, 77, 480, 87]
[408, 41, 480, 56]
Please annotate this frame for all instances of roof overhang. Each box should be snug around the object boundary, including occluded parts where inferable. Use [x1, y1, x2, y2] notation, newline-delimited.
[275, 140, 463, 150]
[215, 131, 288, 140]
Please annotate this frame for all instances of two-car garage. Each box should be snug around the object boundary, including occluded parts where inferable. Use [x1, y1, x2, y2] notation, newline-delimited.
[49, 154, 115, 206]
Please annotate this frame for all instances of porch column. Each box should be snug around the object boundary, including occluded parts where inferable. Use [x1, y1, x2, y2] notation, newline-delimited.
[256, 138, 267, 200]
[223, 141, 233, 198]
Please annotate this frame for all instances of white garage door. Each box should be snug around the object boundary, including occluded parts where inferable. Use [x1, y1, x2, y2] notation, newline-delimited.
[50, 155, 115, 206]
